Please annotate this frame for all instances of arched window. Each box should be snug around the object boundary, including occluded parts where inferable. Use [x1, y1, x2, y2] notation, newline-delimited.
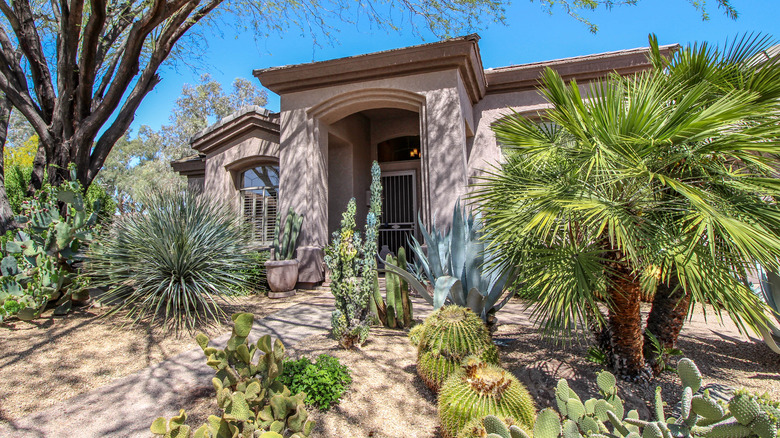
[241, 164, 279, 245]
[377, 136, 421, 162]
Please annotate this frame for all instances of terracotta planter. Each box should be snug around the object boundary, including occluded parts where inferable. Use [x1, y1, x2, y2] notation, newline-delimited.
[265, 259, 299, 297]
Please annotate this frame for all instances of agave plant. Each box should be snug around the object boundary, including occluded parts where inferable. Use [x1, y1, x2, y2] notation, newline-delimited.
[382, 203, 512, 325]
[86, 189, 254, 331]
[757, 268, 780, 354]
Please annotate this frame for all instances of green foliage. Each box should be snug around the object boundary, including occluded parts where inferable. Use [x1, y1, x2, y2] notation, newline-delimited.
[417, 306, 499, 392]
[325, 161, 382, 349]
[280, 354, 352, 410]
[371, 247, 413, 329]
[87, 189, 254, 331]
[458, 415, 531, 438]
[475, 34, 780, 374]
[151, 313, 315, 437]
[532, 358, 780, 438]
[271, 208, 303, 261]
[438, 357, 536, 438]
[0, 168, 99, 321]
[645, 331, 683, 373]
[383, 203, 512, 326]
[243, 251, 271, 293]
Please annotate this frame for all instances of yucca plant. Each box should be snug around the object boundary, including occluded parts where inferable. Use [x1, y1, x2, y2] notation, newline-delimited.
[87, 189, 254, 331]
[476, 34, 780, 378]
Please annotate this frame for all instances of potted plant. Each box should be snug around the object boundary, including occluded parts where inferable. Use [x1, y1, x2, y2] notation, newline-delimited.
[265, 208, 303, 298]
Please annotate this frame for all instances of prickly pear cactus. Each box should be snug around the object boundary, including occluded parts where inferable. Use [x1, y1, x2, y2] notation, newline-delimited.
[531, 358, 779, 438]
[458, 415, 532, 438]
[325, 161, 383, 349]
[0, 167, 98, 321]
[151, 313, 315, 438]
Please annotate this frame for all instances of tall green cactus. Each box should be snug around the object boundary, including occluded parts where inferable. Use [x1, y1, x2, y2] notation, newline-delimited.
[371, 247, 413, 329]
[272, 208, 303, 261]
[151, 313, 315, 438]
[325, 162, 382, 349]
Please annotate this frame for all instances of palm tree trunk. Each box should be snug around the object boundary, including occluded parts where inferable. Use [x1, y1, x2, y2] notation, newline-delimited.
[605, 259, 647, 379]
[643, 271, 690, 376]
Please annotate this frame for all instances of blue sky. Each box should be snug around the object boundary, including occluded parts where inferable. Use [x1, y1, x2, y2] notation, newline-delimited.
[130, 0, 780, 133]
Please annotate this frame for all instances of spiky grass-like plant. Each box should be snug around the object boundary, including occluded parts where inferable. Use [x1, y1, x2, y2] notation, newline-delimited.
[438, 358, 536, 438]
[417, 306, 499, 392]
[87, 189, 254, 332]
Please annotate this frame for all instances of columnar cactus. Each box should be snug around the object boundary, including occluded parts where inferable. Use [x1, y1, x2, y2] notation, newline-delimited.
[532, 358, 779, 438]
[271, 208, 303, 261]
[438, 357, 537, 438]
[417, 306, 499, 392]
[151, 313, 315, 438]
[371, 247, 413, 329]
[325, 161, 382, 349]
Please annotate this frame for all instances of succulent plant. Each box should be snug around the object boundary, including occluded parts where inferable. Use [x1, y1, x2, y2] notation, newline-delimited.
[458, 415, 532, 438]
[382, 202, 512, 331]
[416, 306, 500, 392]
[532, 358, 779, 438]
[151, 313, 315, 438]
[409, 322, 426, 347]
[325, 161, 382, 349]
[271, 208, 303, 261]
[371, 247, 413, 329]
[438, 357, 536, 438]
[0, 168, 98, 322]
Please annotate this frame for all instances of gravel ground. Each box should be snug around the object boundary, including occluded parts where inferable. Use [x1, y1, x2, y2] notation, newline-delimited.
[176, 300, 780, 438]
[0, 289, 322, 423]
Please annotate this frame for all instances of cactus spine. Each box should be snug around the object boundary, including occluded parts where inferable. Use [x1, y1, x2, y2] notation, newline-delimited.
[371, 247, 413, 328]
[417, 306, 499, 392]
[438, 358, 536, 438]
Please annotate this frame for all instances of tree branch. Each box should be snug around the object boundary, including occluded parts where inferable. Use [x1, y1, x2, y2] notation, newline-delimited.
[76, 0, 107, 120]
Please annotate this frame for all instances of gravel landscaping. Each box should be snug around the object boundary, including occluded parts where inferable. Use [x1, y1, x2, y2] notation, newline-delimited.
[0, 289, 324, 424]
[174, 299, 780, 438]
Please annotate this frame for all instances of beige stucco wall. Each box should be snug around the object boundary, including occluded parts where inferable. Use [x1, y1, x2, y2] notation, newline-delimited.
[277, 69, 474, 282]
[202, 128, 280, 212]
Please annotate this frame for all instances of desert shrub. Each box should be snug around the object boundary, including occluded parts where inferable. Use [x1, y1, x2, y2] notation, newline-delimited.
[243, 250, 270, 293]
[87, 189, 254, 331]
[280, 354, 352, 410]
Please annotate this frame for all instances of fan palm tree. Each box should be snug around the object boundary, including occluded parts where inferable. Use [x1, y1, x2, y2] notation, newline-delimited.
[476, 34, 780, 378]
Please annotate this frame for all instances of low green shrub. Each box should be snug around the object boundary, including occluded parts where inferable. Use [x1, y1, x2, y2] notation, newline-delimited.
[244, 250, 270, 293]
[280, 354, 352, 410]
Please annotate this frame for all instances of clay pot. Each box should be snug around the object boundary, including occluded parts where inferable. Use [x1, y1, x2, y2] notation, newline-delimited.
[265, 259, 299, 296]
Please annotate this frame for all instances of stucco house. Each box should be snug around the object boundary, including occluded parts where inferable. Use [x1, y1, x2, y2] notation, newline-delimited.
[171, 34, 677, 287]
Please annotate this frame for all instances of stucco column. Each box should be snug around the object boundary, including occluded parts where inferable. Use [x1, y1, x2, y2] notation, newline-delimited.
[278, 109, 326, 284]
[422, 87, 469, 229]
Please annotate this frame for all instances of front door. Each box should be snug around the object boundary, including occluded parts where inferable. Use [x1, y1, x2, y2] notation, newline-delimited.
[379, 170, 417, 258]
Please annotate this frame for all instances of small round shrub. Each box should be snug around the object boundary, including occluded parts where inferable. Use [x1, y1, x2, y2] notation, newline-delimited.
[280, 354, 352, 410]
[417, 306, 498, 392]
[438, 358, 536, 438]
[87, 189, 254, 331]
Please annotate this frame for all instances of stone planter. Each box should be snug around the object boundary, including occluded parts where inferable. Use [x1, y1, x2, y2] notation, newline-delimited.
[265, 259, 299, 298]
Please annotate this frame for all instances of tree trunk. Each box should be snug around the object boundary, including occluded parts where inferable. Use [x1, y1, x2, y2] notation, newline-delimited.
[0, 95, 17, 234]
[604, 257, 648, 379]
[28, 144, 47, 195]
[643, 271, 690, 376]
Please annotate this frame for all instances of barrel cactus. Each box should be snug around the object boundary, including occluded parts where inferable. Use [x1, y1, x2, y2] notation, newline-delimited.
[458, 415, 532, 438]
[438, 357, 536, 438]
[417, 306, 499, 392]
[409, 322, 426, 347]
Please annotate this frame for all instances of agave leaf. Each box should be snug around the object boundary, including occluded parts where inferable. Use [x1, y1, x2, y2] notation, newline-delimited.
[381, 260, 434, 306]
[466, 287, 485, 315]
[434, 276, 461, 309]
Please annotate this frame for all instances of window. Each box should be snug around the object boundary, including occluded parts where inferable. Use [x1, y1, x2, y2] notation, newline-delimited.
[377, 136, 421, 162]
[241, 165, 279, 245]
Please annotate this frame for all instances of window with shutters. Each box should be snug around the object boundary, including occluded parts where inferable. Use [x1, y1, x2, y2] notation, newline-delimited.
[240, 165, 279, 245]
